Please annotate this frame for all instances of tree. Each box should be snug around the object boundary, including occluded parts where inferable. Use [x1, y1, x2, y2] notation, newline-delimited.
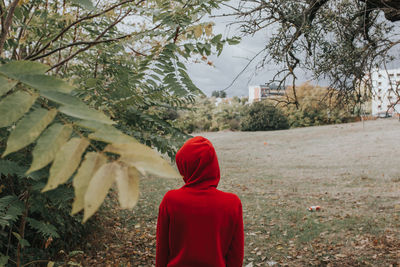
[0, 0, 235, 265]
[241, 101, 289, 131]
[212, 90, 220, 97]
[230, 0, 400, 106]
[211, 90, 227, 97]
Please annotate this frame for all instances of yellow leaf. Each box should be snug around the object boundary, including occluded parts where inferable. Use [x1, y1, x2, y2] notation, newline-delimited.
[0, 90, 38, 128]
[3, 108, 57, 157]
[104, 143, 180, 178]
[27, 124, 72, 174]
[193, 25, 203, 38]
[83, 162, 122, 222]
[17, 0, 30, 6]
[204, 23, 213, 36]
[42, 138, 89, 192]
[47, 261, 55, 267]
[116, 166, 140, 209]
[71, 152, 107, 215]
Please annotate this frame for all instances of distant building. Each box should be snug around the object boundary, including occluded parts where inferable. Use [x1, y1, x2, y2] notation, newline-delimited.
[370, 68, 400, 117]
[248, 85, 284, 103]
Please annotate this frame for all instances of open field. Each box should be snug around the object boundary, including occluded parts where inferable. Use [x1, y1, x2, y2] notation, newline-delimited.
[82, 119, 400, 266]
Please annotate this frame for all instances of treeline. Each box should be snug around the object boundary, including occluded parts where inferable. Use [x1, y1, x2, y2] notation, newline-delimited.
[174, 83, 366, 133]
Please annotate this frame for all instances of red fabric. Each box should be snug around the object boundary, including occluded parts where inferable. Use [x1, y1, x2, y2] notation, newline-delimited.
[156, 136, 244, 267]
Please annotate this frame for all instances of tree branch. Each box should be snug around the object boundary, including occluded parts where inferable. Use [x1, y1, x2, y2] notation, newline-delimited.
[25, 0, 137, 60]
[48, 9, 133, 71]
[0, 0, 20, 55]
[32, 35, 132, 61]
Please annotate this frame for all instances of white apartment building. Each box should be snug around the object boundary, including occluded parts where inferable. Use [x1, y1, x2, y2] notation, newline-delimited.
[371, 68, 400, 117]
[248, 85, 284, 103]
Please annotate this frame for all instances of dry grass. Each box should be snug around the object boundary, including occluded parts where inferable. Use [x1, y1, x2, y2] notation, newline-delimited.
[82, 119, 400, 266]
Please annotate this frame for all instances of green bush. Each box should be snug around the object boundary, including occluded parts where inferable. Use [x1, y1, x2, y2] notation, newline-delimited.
[241, 101, 289, 131]
[0, 159, 92, 266]
[174, 97, 247, 133]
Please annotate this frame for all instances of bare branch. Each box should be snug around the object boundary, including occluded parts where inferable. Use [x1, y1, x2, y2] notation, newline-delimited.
[48, 8, 133, 71]
[25, 0, 138, 60]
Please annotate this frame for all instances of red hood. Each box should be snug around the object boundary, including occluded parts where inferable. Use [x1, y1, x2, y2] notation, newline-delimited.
[175, 136, 220, 189]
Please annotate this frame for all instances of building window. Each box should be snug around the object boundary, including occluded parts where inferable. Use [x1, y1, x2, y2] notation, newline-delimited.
[378, 105, 382, 109]
[378, 82, 382, 86]
[378, 74, 382, 78]
[378, 88, 382, 92]
[397, 73, 400, 77]
[389, 73, 394, 77]
[388, 96, 393, 99]
[378, 96, 381, 100]
[387, 104, 392, 108]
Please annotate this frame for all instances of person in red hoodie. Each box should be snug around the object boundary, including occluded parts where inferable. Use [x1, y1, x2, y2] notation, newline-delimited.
[156, 136, 244, 267]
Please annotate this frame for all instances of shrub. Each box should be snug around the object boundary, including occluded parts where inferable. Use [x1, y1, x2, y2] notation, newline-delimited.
[174, 97, 247, 133]
[241, 101, 289, 131]
[280, 82, 358, 127]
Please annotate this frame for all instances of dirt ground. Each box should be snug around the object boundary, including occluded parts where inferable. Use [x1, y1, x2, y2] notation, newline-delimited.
[80, 119, 400, 266]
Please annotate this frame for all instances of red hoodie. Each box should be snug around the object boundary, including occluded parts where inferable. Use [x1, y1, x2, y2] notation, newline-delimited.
[156, 136, 244, 267]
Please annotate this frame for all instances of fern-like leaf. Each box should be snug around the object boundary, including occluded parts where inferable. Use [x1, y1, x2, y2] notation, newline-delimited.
[26, 217, 60, 238]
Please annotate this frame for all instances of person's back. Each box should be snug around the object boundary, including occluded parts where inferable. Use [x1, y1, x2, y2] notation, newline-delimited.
[156, 136, 244, 267]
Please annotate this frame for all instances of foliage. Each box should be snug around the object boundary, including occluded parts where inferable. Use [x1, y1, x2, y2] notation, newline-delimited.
[278, 83, 359, 127]
[0, 0, 235, 265]
[241, 101, 289, 131]
[232, 0, 400, 105]
[175, 83, 360, 133]
[211, 90, 227, 98]
[174, 96, 247, 133]
[0, 159, 92, 266]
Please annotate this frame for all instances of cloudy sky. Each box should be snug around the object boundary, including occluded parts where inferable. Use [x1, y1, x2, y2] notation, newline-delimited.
[186, 5, 314, 97]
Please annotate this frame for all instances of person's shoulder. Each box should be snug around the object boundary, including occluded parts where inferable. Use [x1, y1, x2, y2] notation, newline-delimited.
[162, 189, 179, 200]
[159, 189, 179, 209]
[216, 190, 242, 204]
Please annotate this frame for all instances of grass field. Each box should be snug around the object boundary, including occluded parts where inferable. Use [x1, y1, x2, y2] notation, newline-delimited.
[82, 119, 400, 266]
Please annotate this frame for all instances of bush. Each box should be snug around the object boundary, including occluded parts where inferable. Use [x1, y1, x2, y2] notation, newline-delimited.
[241, 101, 289, 131]
[0, 159, 92, 266]
[280, 82, 358, 127]
[174, 97, 247, 133]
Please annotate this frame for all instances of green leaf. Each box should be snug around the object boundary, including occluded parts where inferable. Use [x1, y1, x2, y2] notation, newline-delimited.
[2, 109, 57, 157]
[71, 152, 107, 215]
[0, 61, 48, 79]
[59, 105, 114, 125]
[211, 34, 222, 44]
[40, 90, 84, 106]
[75, 120, 138, 144]
[27, 124, 72, 174]
[40, 91, 113, 124]
[88, 128, 138, 144]
[226, 37, 241, 45]
[70, 0, 95, 10]
[83, 162, 120, 222]
[0, 90, 38, 128]
[0, 255, 9, 266]
[19, 74, 74, 93]
[0, 75, 17, 97]
[0, 160, 28, 178]
[19, 238, 30, 248]
[104, 143, 180, 178]
[42, 138, 90, 192]
[26, 218, 60, 238]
